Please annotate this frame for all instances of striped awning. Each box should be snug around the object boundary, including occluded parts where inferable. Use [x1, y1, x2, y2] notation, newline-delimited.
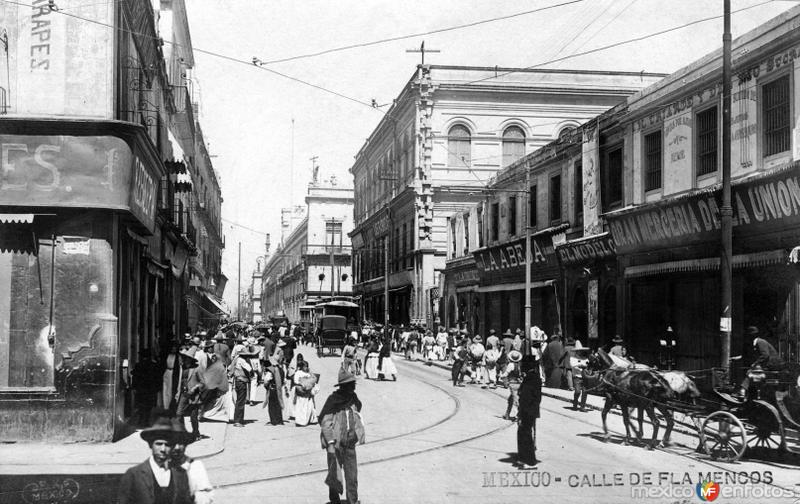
[624, 249, 788, 278]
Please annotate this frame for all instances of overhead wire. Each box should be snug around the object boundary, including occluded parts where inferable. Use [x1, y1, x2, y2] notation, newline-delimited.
[4, 0, 789, 124]
[254, 0, 587, 65]
[548, 0, 615, 62]
[568, 0, 640, 56]
[463, 0, 778, 85]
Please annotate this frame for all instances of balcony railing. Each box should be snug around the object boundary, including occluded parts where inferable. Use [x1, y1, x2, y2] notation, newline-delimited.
[302, 244, 352, 256]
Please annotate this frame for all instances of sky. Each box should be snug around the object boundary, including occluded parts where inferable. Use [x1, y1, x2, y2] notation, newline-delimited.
[182, 0, 798, 310]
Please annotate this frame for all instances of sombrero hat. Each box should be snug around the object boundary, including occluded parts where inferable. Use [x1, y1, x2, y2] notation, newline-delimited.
[335, 368, 356, 387]
[507, 350, 523, 363]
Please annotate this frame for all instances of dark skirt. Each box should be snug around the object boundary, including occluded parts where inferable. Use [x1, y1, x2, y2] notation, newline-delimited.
[267, 387, 283, 425]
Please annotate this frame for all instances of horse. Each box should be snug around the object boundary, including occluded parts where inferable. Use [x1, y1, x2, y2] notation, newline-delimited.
[588, 350, 700, 449]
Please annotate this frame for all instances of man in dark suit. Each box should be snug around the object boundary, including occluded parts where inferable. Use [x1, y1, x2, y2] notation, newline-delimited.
[739, 326, 785, 396]
[117, 412, 192, 504]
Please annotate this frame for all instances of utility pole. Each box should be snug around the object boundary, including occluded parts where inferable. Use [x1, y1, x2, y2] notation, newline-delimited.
[330, 220, 336, 299]
[720, 0, 733, 368]
[524, 161, 532, 356]
[237, 241, 241, 320]
[384, 229, 390, 328]
[406, 40, 440, 66]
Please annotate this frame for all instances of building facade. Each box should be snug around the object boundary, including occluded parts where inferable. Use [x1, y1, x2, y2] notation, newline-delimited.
[352, 65, 665, 327]
[261, 178, 354, 321]
[440, 5, 800, 377]
[0, 0, 224, 442]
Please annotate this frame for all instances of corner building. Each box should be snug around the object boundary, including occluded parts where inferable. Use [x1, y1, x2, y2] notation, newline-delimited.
[0, 0, 224, 441]
[351, 65, 665, 327]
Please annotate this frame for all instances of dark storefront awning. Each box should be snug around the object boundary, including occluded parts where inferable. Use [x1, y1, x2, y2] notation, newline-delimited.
[203, 292, 230, 315]
[624, 249, 788, 278]
[0, 222, 37, 255]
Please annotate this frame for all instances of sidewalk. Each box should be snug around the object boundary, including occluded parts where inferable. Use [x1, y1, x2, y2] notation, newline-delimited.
[0, 419, 227, 475]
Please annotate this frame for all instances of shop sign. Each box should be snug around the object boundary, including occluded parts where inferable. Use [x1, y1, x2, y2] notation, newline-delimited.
[557, 234, 617, 266]
[607, 161, 800, 254]
[5, 0, 115, 118]
[0, 134, 158, 233]
[130, 158, 157, 232]
[472, 235, 559, 285]
[451, 268, 479, 287]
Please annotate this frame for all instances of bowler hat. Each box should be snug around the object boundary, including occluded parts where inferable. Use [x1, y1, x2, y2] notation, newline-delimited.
[612, 335, 624, 344]
[746, 326, 759, 336]
[489, 329, 496, 335]
[335, 367, 357, 387]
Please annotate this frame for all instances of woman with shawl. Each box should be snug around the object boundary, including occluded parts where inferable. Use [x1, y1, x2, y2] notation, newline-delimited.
[293, 361, 319, 426]
[262, 357, 284, 425]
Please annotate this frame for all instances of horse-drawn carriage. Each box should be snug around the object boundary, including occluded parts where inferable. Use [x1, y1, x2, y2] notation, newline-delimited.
[693, 363, 800, 462]
[316, 315, 348, 357]
[584, 350, 800, 463]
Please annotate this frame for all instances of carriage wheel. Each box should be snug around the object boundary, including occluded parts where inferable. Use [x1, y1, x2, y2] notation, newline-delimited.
[700, 411, 746, 462]
[744, 400, 786, 453]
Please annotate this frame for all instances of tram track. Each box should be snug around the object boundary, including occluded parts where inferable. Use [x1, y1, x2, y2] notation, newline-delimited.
[214, 357, 514, 490]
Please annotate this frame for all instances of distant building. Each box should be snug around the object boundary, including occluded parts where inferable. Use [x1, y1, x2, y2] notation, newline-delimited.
[350, 65, 666, 327]
[261, 178, 354, 322]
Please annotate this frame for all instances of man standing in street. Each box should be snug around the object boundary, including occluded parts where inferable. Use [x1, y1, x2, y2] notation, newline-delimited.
[320, 368, 365, 504]
[231, 348, 256, 427]
[176, 350, 204, 440]
[117, 411, 192, 504]
[517, 355, 542, 467]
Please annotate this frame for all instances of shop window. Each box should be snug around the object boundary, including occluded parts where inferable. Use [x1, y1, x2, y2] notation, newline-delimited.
[491, 202, 499, 242]
[508, 196, 517, 237]
[447, 124, 471, 167]
[549, 173, 561, 225]
[502, 126, 525, 167]
[601, 146, 623, 212]
[763, 75, 791, 157]
[644, 130, 662, 191]
[529, 185, 537, 230]
[574, 160, 583, 226]
[696, 107, 718, 177]
[0, 223, 113, 391]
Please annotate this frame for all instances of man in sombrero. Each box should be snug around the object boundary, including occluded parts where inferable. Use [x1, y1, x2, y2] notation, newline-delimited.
[117, 410, 193, 504]
[320, 368, 365, 504]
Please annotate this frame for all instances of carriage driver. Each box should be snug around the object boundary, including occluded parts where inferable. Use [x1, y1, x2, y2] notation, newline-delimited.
[735, 326, 785, 398]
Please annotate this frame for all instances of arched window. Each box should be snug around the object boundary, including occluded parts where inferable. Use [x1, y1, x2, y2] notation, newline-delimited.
[447, 124, 471, 167]
[502, 125, 526, 167]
